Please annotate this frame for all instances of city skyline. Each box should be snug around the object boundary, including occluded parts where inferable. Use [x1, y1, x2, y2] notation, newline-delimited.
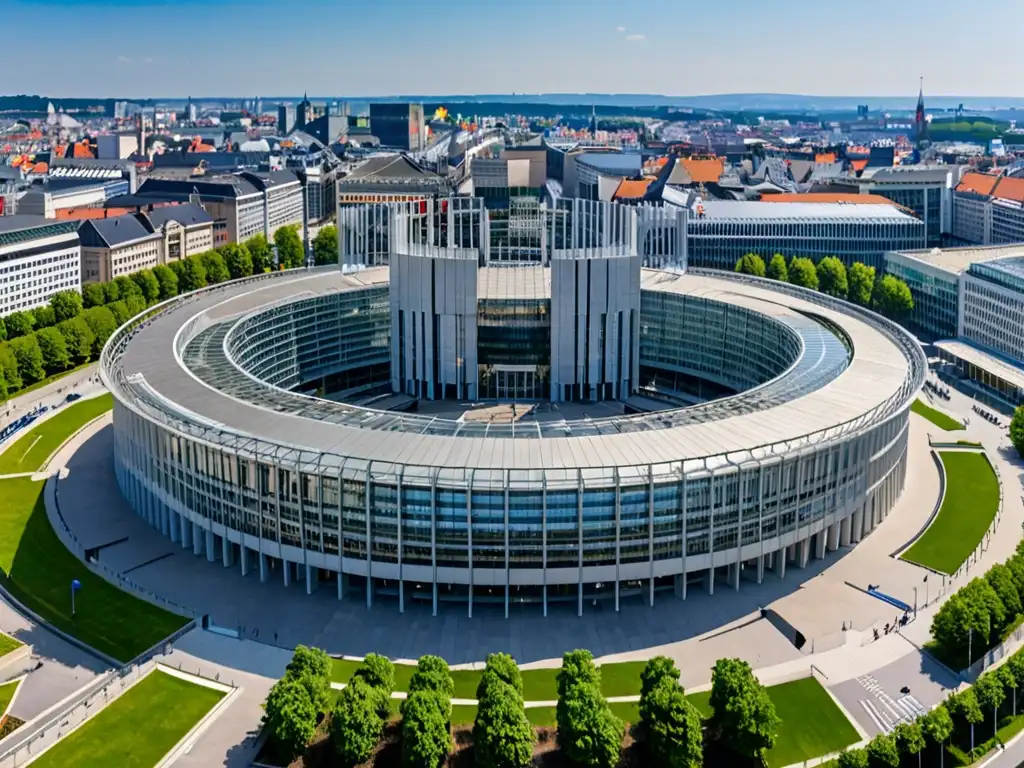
[9, 0, 1024, 100]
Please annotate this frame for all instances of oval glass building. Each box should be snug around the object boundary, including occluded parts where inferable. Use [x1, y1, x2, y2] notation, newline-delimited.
[101, 198, 925, 617]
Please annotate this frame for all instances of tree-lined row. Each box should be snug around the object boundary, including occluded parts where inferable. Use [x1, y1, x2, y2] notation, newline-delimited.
[733, 252, 914, 320]
[1011, 406, 1024, 460]
[262, 646, 787, 768]
[0, 225, 340, 402]
[931, 539, 1024, 671]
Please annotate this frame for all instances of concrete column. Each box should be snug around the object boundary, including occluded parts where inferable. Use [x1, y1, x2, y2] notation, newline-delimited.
[240, 545, 249, 577]
[160, 506, 170, 537]
[786, 543, 796, 562]
[337, 571, 347, 600]
[674, 574, 686, 599]
[827, 522, 840, 552]
[222, 535, 232, 567]
[775, 548, 786, 579]
[306, 564, 315, 595]
[707, 567, 715, 595]
[852, 508, 864, 543]
[840, 515, 852, 547]
[205, 531, 215, 563]
[731, 561, 740, 590]
[182, 516, 193, 549]
[814, 531, 827, 560]
[192, 522, 203, 556]
[798, 538, 811, 568]
[259, 552, 268, 583]
[757, 554, 765, 584]
[169, 511, 181, 544]
[283, 560, 291, 587]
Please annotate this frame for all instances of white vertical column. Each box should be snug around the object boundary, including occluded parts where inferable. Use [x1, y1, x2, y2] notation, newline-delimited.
[431, 472, 438, 617]
[397, 472, 404, 615]
[504, 473, 510, 620]
[542, 474, 548, 618]
[707, 473, 715, 595]
[648, 465, 655, 608]
[365, 463, 373, 609]
[577, 469, 584, 617]
[614, 469, 621, 613]
[467, 470, 474, 619]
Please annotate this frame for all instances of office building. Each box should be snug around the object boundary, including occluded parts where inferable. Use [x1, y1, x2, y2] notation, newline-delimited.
[687, 200, 925, 271]
[369, 103, 425, 151]
[278, 104, 296, 135]
[336, 154, 450, 207]
[0, 216, 81, 315]
[104, 195, 922, 615]
[953, 173, 1024, 245]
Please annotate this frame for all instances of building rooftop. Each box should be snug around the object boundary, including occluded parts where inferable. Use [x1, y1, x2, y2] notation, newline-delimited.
[761, 193, 904, 207]
[477, 266, 551, 301]
[612, 178, 654, 200]
[866, 166, 959, 184]
[145, 203, 212, 228]
[342, 153, 436, 181]
[888, 243, 1024, 274]
[955, 172, 1000, 197]
[935, 338, 1024, 391]
[78, 213, 156, 249]
[693, 200, 919, 221]
[0, 214, 69, 234]
[574, 152, 642, 175]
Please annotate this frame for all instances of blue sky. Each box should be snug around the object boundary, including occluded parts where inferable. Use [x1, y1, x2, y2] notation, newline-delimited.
[11, 0, 1024, 99]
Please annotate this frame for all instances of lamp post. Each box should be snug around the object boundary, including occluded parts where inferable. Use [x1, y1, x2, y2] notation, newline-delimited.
[71, 578, 81, 617]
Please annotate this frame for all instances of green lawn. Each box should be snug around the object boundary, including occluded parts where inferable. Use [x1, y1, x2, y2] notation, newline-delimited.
[0, 477, 188, 662]
[911, 399, 965, 431]
[762, 678, 860, 768]
[0, 679, 20, 717]
[900, 451, 1000, 574]
[330, 658, 644, 701]
[0, 394, 113, 475]
[29, 670, 225, 768]
[0, 631, 22, 657]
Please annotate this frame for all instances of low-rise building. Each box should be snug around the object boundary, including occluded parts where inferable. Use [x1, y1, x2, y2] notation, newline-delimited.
[0, 216, 81, 315]
[952, 173, 1024, 246]
[336, 154, 450, 207]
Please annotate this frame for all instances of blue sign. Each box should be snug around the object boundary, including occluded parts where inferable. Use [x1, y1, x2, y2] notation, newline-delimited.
[71, 579, 81, 592]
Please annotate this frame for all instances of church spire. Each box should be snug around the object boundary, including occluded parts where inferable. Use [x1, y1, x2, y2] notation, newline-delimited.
[915, 76, 928, 146]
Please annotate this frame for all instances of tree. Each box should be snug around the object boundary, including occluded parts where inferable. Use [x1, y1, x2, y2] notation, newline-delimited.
[476, 652, 523, 699]
[734, 252, 766, 277]
[709, 658, 780, 759]
[557, 682, 624, 768]
[0, 317, 5, 343]
[892, 721, 926, 768]
[975, 671, 1006, 741]
[644, 678, 702, 768]
[199, 250, 230, 284]
[9, 334, 45, 385]
[330, 676, 385, 768]
[766, 253, 788, 282]
[787, 256, 819, 290]
[922, 706, 953, 768]
[57, 317, 94, 364]
[31, 305, 55, 329]
[401, 690, 452, 768]
[865, 733, 900, 767]
[947, 689, 983, 753]
[639, 656, 681, 728]
[285, 645, 332, 714]
[872, 274, 914, 319]
[132, 269, 161, 305]
[313, 225, 339, 267]
[1005, 651, 1024, 716]
[81, 282, 106, 309]
[35, 327, 69, 373]
[262, 676, 317, 763]
[354, 653, 395, 695]
[82, 306, 118, 357]
[107, 301, 131, 327]
[114, 275, 144, 304]
[275, 225, 305, 269]
[0, 371, 6, 403]
[152, 264, 179, 301]
[836, 748, 870, 768]
[816, 256, 849, 298]
[0, 345, 22, 391]
[848, 262, 876, 307]
[931, 580, 999, 664]
[987, 564, 1022, 620]
[49, 290, 83, 323]
[102, 280, 120, 304]
[473, 677, 534, 768]
[245, 234, 273, 273]
[5, 311, 35, 339]
[1010, 406, 1024, 460]
[219, 242, 254, 280]
[179, 256, 207, 292]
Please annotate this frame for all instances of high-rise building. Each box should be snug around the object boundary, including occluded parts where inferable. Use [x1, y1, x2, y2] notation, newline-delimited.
[0, 216, 81, 314]
[369, 103, 425, 151]
[278, 103, 295, 135]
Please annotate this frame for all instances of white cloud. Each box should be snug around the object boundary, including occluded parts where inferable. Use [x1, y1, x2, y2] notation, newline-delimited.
[116, 55, 131, 64]
[625, 33, 645, 42]
[615, 25, 626, 32]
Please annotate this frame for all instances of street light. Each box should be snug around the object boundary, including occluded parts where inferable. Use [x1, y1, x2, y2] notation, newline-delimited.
[71, 578, 81, 617]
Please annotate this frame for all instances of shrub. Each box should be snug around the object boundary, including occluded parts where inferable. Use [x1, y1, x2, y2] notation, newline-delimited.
[330, 676, 385, 767]
[401, 690, 452, 768]
[709, 658, 779, 759]
[473, 677, 534, 768]
[556, 681, 624, 768]
[735, 252, 766, 277]
[262, 676, 318, 763]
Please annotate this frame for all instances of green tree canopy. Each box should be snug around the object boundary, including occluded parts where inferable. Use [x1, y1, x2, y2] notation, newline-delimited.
[921, 705, 953, 748]
[892, 721, 926, 761]
[9, 331, 45, 384]
[0, 317, 6, 343]
[131, 269, 161, 304]
[787, 256, 819, 290]
[31, 305, 56, 329]
[476, 652, 523, 699]
[219, 242, 254, 281]
[401, 690, 452, 768]
[82, 306, 118, 357]
[0, 345, 21, 391]
[709, 658, 780, 759]
[354, 653, 395, 695]
[284, 645, 332, 715]
[102, 280, 120, 304]
[152, 264, 179, 301]
[275, 225, 305, 269]
[57, 317, 94, 364]
[313, 225, 339, 267]
[5, 311, 35, 339]
[329, 676, 385, 768]
[816, 256, 849, 298]
[735, 252, 766, 277]
[836, 747, 870, 768]
[262, 676, 318, 763]
[49, 290, 83, 323]
[865, 732, 900, 767]
[766, 253, 789, 281]
[198, 250, 230, 284]
[473, 677, 534, 768]
[848, 262, 876, 307]
[557, 681, 624, 768]
[245, 234, 274, 273]
[1010, 406, 1024, 460]
[179, 256, 208, 292]
[81, 282, 106, 308]
[872, 274, 913, 319]
[987, 563, 1022, 619]
[35, 326, 69, 373]
[113, 275, 143, 303]
[644, 678, 703, 768]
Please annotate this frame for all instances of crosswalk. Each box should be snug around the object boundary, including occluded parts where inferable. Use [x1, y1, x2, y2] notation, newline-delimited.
[856, 674, 927, 733]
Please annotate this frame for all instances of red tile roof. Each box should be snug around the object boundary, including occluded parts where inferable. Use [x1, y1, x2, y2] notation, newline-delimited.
[956, 172, 1000, 197]
[55, 207, 134, 221]
[762, 193, 901, 206]
[992, 176, 1024, 204]
[679, 157, 724, 184]
[613, 178, 654, 199]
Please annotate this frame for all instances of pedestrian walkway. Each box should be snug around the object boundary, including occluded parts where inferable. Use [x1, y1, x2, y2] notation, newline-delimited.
[854, 673, 927, 733]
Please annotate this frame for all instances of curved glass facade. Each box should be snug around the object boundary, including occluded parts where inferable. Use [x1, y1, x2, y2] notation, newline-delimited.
[103, 266, 922, 615]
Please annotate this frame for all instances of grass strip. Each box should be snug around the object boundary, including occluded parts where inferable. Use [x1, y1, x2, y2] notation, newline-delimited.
[0, 394, 113, 475]
[911, 399, 964, 431]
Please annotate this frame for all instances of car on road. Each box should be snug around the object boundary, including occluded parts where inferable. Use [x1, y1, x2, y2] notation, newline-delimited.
[66, 393, 82, 402]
